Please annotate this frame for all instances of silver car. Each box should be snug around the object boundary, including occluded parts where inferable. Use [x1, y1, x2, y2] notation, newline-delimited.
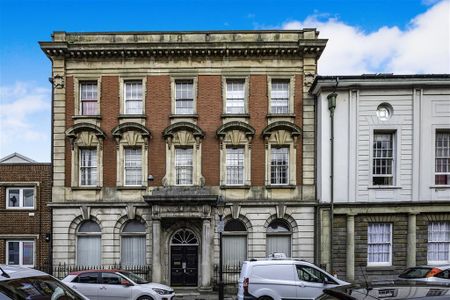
[0, 265, 88, 300]
[62, 269, 174, 300]
[237, 257, 349, 300]
[398, 265, 450, 283]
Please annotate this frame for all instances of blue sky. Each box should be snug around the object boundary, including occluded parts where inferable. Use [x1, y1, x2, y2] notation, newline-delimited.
[0, 0, 449, 162]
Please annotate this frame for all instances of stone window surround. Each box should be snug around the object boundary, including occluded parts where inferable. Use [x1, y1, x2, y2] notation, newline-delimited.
[76, 220, 102, 266]
[262, 122, 301, 187]
[368, 126, 401, 189]
[66, 124, 106, 188]
[112, 123, 150, 188]
[6, 239, 35, 267]
[171, 76, 198, 116]
[162, 122, 204, 186]
[73, 77, 102, 116]
[267, 75, 295, 115]
[222, 76, 249, 115]
[119, 77, 147, 116]
[4, 184, 37, 210]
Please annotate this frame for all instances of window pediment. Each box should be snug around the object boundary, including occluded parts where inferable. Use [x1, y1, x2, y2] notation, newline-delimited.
[112, 123, 150, 146]
[216, 121, 255, 138]
[163, 122, 204, 149]
[66, 123, 106, 141]
[262, 121, 302, 138]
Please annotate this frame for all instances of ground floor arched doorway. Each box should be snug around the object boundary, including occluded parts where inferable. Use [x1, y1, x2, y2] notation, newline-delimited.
[170, 228, 199, 286]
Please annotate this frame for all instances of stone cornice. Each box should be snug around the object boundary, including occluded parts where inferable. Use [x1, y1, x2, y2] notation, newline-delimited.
[39, 30, 327, 59]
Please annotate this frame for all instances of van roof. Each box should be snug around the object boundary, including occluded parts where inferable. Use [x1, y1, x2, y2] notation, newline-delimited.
[243, 259, 313, 266]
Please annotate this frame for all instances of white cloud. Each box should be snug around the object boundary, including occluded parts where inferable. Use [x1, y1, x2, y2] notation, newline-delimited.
[282, 0, 450, 75]
[0, 82, 51, 161]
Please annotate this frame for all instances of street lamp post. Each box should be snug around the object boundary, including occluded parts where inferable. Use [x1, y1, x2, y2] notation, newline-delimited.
[217, 196, 225, 300]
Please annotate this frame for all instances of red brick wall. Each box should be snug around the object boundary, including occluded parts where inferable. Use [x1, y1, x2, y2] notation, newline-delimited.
[147, 76, 171, 186]
[65, 76, 74, 187]
[294, 74, 303, 185]
[197, 75, 222, 186]
[249, 75, 268, 186]
[0, 164, 52, 268]
[100, 76, 119, 187]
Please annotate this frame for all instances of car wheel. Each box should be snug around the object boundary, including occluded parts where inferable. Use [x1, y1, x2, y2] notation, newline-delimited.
[138, 296, 154, 300]
[258, 297, 273, 300]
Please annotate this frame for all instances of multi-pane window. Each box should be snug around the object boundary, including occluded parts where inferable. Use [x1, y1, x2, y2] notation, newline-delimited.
[271, 79, 289, 114]
[80, 82, 98, 115]
[124, 81, 143, 114]
[121, 221, 146, 266]
[271, 147, 289, 185]
[226, 147, 244, 185]
[372, 132, 394, 186]
[428, 222, 450, 264]
[124, 148, 142, 186]
[367, 223, 392, 266]
[435, 132, 450, 185]
[6, 188, 34, 209]
[175, 80, 194, 114]
[226, 79, 245, 114]
[7, 240, 34, 266]
[80, 149, 97, 186]
[175, 148, 193, 185]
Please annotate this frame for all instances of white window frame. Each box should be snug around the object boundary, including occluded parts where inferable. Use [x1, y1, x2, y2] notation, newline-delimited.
[124, 147, 142, 186]
[79, 81, 99, 116]
[6, 240, 35, 267]
[367, 223, 392, 267]
[174, 79, 195, 115]
[6, 187, 35, 209]
[435, 131, 450, 186]
[225, 78, 246, 114]
[123, 80, 144, 115]
[270, 79, 290, 114]
[175, 147, 193, 185]
[270, 147, 289, 185]
[79, 148, 97, 187]
[428, 222, 450, 265]
[226, 147, 245, 186]
[372, 131, 395, 186]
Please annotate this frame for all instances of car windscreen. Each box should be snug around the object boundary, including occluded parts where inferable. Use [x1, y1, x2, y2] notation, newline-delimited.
[399, 267, 433, 279]
[118, 271, 149, 284]
[0, 275, 84, 300]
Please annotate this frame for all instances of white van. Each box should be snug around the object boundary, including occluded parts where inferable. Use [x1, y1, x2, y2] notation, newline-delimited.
[237, 257, 349, 300]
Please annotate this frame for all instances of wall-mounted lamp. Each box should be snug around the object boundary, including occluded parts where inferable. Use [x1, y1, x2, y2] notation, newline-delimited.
[147, 175, 154, 181]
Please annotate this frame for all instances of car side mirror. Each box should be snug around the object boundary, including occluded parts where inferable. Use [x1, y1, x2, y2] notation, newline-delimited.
[323, 279, 336, 285]
[121, 279, 132, 287]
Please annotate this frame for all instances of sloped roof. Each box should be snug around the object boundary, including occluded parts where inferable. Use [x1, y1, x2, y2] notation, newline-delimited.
[0, 152, 37, 164]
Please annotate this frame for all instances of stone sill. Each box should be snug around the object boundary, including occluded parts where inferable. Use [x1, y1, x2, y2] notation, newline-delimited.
[71, 186, 102, 191]
[116, 186, 147, 190]
[266, 113, 295, 118]
[220, 185, 251, 190]
[0, 209, 37, 212]
[265, 184, 296, 190]
[221, 113, 250, 119]
[72, 115, 102, 120]
[169, 114, 198, 119]
[367, 186, 402, 190]
[430, 185, 450, 190]
[118, 114, 147, 119]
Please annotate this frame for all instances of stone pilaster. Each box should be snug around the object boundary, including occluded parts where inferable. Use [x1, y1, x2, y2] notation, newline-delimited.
[346, 214, 355, 281]
[200, 218, 212, 291]
[152, 219, 161, 282]
[407, 213, 417, 267]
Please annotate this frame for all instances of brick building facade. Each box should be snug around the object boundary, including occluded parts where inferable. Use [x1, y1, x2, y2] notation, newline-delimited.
[40, 30, 326, 290]
[0, 153, 52, 270]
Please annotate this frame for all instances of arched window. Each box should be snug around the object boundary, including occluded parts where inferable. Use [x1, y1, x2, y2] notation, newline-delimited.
[121, 220, 146, 266]
[77, 221, 101, 266]
[266, 219, 291, 257]
[223, 219, 247, 266]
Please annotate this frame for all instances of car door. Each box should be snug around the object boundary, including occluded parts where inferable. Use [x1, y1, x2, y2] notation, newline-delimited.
[99, 272, 132, 300]
[70, 272, 101, 300]
[295, 265, 339, 300]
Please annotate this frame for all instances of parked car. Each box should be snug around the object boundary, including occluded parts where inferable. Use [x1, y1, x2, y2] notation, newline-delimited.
[0, 265, 88, 300]
[62, 270, 174, 300]
[317, 280, 450, 299]
[398, 265, 450, 283]
[237, 256, 349, 300]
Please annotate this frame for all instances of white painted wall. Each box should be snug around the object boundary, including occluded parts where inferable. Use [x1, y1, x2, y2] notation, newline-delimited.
[317, 82, 450, 203]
